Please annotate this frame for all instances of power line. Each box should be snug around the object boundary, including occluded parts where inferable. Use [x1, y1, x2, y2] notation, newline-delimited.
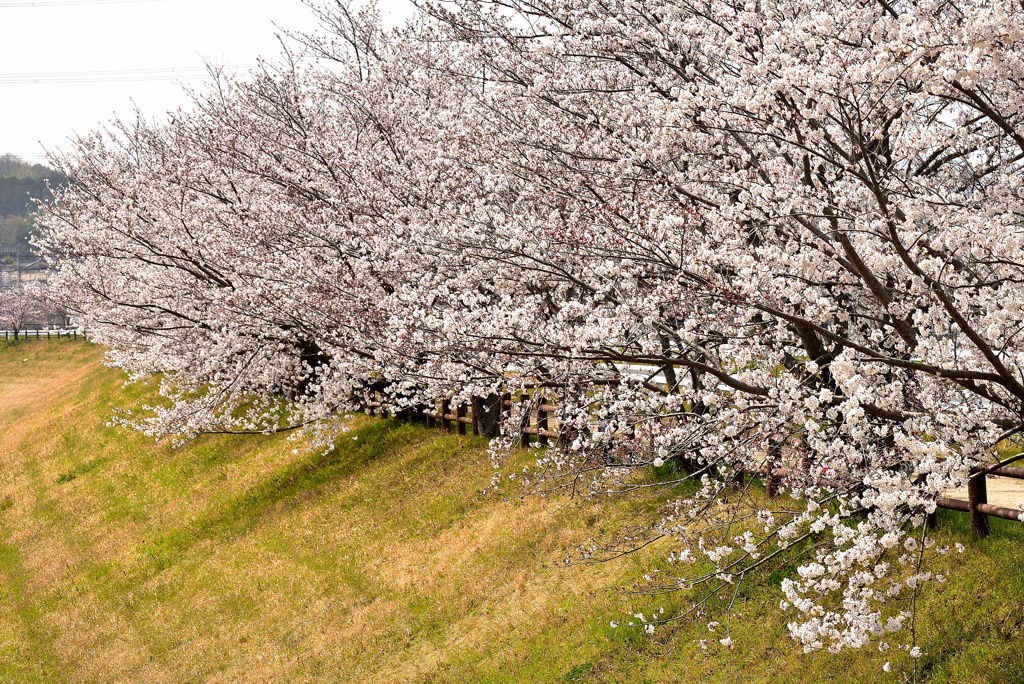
[0, 0, 168, 8]
[0, 64, 257, 84]
[1, 153, 52, 161]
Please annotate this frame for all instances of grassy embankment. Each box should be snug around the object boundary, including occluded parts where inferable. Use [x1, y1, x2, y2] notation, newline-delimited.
[0, 341, 1020, 682]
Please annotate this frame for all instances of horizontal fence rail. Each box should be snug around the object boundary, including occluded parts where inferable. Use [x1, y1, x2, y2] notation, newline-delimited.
[0, 329, 80, 340]
[367, 390, 1024, 538]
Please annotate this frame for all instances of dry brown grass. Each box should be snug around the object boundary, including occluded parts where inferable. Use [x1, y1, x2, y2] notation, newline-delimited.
[0, 342, 1020, 683]
[0, 342, 654, 683]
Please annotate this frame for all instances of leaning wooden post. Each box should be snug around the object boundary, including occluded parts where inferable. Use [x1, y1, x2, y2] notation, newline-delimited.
[441, 399, 452, 432]
[968, 470, 991, 538]
[536, 397, 548, 446]
[456, 403, 467, 435]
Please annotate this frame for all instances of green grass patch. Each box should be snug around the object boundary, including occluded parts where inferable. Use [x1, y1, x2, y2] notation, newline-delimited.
[0, 342, 1017, 682]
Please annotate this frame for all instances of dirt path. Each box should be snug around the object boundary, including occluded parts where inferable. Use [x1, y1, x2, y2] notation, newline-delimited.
[944, 475, 1024, 509]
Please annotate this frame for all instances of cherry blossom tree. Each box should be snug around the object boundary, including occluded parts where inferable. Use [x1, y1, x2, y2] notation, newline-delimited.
[36, 0, 1024, 664]
[0, 283, 51, 338]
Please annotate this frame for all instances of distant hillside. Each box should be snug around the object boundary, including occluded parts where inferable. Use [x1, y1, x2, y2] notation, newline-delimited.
[0, 153, 67, 215]
[0, 154, 65, 182]
[0, 154, 68, 251]
[0, 176, 56, 217]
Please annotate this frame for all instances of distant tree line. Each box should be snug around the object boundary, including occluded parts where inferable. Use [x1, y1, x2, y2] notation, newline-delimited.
[0, 154, 65, 182]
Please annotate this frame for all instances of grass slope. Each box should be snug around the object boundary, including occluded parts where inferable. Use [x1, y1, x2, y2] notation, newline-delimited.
[0, 342, 1019, 683]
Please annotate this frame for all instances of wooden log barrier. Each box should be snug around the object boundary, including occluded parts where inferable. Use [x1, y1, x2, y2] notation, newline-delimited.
[937, 496, 1022, 524]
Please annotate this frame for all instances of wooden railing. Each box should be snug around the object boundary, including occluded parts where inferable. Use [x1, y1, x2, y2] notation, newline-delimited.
[936, 464, 1024, 536]
[371, 390, 1023, 537]
[0, 329, 80, 340]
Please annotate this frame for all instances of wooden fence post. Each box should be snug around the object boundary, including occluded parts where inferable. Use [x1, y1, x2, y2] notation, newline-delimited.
[456, 404, 467, 435]
[519, 394, 531, 448]
[796, 438, 809, 474]
[765, 435, 780, 498]
[537, 397, 548, 446]
[765, 463, 779, 498]
[425, 399, 435, 428]
[441, 399, 451, 432]
[968, 471, 991, 538]
[470, 399, 480, 436]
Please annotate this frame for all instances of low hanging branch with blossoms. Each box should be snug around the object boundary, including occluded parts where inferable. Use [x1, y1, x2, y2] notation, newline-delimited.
[35, 0, 1024, 666]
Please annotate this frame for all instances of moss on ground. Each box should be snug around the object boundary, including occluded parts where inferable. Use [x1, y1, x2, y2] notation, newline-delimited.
[0, 341, 1018, 682]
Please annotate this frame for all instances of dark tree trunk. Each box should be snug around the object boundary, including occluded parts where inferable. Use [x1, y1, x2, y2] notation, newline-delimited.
[471, 393, 502, 438]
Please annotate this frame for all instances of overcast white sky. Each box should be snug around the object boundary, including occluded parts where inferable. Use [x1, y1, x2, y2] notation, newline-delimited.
[0, 0, 414, 164]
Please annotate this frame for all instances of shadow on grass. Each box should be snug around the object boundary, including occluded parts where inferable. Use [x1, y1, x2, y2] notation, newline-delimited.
[56, 458, 106, 485]
[144, 419, 421, 572]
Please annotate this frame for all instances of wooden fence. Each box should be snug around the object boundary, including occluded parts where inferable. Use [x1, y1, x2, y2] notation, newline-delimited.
[10, 325, 1012, 536]
[368, 391, 1023, 538]
[369, 393, 560, 444]
[0, 329, 80, 341]
[936, 464, 1024, 536]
